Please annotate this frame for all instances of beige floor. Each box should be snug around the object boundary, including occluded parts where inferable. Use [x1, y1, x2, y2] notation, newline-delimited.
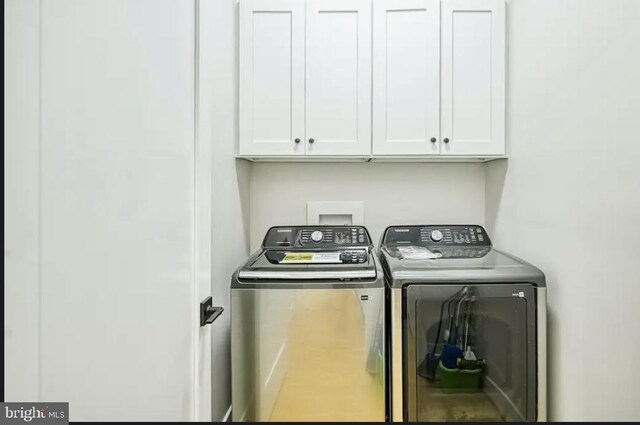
[269, 291, 384, 422]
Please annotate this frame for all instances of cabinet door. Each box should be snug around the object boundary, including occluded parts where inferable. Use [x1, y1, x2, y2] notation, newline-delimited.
[239, 0, 305, 156]
[306, 0, 372, 156]
[441, 0, 506, 155]
[373, 0, 440, 156]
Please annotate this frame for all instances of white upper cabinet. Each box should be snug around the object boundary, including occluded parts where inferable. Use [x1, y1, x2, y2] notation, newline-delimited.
[238, 0, 507, 160]
[440, 0, 506, 155]
[372, 0, 440, 156]
[239, 0, 305, 156]
[305, 0, 372, 156]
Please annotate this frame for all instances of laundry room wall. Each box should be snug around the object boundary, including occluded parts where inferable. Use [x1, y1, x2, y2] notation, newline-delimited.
[4, 0, 41, 402]
[486, 0, 640, 421]
[249, 163, 486, 251]
[201, 0, 251, 421]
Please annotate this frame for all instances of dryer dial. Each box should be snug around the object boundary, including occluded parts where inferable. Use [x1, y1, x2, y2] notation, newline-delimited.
[430, 230, 444, 242]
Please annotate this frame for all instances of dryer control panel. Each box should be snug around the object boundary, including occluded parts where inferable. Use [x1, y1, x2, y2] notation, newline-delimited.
[382, 225, 492, 258]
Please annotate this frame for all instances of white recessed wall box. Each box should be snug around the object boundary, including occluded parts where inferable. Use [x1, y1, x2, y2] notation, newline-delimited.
[307, 201, 364, 225]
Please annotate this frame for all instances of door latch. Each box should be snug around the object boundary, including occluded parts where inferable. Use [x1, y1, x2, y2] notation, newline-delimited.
[200, 296, 224, 326]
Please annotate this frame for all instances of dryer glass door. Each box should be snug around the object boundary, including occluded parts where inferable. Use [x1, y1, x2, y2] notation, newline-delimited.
[404, 284, 537, 422]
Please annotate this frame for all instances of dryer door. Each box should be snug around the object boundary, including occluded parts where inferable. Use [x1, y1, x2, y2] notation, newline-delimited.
[404, 284, 537, 422]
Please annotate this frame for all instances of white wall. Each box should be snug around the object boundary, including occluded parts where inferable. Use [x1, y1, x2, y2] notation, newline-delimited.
[487, 0, 640, 420]
[249, 163, 486, 250]
[202, 0, 252, 421]
[4, 0, 41, 402]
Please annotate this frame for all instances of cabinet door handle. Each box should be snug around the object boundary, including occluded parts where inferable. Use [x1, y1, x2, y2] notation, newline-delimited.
[308, 138, 314, 144]
[430, 137, 437, 143]
[294, 138, 300, 144]
[443, 138, 450, 144]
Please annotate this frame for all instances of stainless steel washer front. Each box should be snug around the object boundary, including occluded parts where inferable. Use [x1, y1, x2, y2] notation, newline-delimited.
[231, 226, 386, 422]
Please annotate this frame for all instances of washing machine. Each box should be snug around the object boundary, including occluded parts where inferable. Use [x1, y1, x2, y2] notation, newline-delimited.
[379, 225, 546, 422]
[231, 225, 386, 422]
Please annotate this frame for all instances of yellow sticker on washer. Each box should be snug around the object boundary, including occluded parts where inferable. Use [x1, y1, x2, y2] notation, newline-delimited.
[281, 252, 342, 263]
[282, 253, 314, 263]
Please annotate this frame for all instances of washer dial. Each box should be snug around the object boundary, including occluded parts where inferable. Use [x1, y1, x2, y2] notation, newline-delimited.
[310, 230, 324, 243]
[430, 230, 444, 242]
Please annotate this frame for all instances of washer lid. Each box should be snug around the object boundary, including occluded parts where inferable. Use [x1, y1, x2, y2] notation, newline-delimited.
[238, 269, 377, 280]
[237, 250, 377, 281]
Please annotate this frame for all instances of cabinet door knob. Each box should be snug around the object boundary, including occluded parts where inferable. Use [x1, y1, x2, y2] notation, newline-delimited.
[443, 138, 450, 144]
[309, 138, 314, 144]
[294, 138, 300, 144]
[430, 137, 437, 143]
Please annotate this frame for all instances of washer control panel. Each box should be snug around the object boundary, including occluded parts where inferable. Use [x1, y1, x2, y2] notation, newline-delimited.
[264, 248, 369, 264]
[263, 226, 372, 249]
[263, 226, 371, 264]
[340, 249, 368, 264]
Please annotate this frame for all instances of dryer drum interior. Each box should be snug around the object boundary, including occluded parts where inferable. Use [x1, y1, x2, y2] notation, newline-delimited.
[405, 283, 537, 422]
